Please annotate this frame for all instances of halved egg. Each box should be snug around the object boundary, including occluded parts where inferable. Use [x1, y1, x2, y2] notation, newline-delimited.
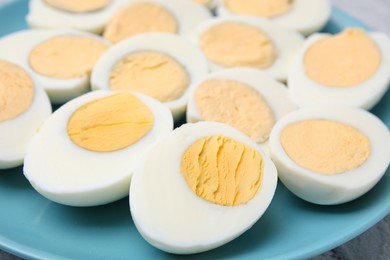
[26, 0, 124, 33]
[130, 121, 278, 254]
[288, 28, 390, 110]
[23, 90, 173, 206]
[269, 106, 390, 205]
[0, 59, 52, 169]
[217, 0, 331, 36]
[186, 67, 296, 151]
[91, 33, 209, 120]
[1, 29, 110, 104]
[193, 16, 304, 82]
[103, 0, 212, 44]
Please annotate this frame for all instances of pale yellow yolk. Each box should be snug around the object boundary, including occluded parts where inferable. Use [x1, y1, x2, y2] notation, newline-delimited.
[280, 119, 371, 175]
[200, 22, 277, 69]
[109, 51, 190, 102]
[181, 136, 263, 206]
[104, 2, 178, 44]
[44, 0, 110, 13]
[67, 93, 154, 152]
[304, 28, 381, 87]
[195, 0, 211, 6]
[224, 0, 293, 18]
[29, 36, 108, 79]
[0, 60, 34, 122]
[195, 79, 275, 143]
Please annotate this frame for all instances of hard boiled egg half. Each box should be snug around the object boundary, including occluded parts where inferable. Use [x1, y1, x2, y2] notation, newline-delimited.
[0, 60, 51, 169]
[91, 33, 209, 120]
[187, 67, 296, 151]
[23, 90, 173, 206]
[217, 0, 331, 36]
[194, 16, 304, 82]
[130, 121, 278, 254]
[288, 28, 390, 110]
[269, 106, 390, 205]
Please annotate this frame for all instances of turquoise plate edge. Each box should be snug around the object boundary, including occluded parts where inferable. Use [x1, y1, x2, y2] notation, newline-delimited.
[0, 1, 389, 260]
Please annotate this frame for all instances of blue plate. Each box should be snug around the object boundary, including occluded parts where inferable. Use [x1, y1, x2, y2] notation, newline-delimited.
[1, 1, 390, 259]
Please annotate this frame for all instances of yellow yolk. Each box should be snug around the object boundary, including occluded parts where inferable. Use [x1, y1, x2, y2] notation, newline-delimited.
[29, 36, 108, 79]
[44, 0, 111, 13]
[109, 51, 190, 102]
[195, 79, 275, 143]
[0, 60, 34, 122]
[304, 28, 381, 87]
[103, 2, 178, 44]
[200, 22, 277, 69]
[280, 119, 371, 174]
[224, 0, 293, 18]
[67, 93, 154, 152]
[181, 135, 263, 206]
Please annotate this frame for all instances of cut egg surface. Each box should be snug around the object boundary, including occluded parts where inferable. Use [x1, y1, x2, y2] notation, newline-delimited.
[269, 106, 390, 205]
[103, 0, 212, 44]
[288, 28, 390, 110]
[0, 59, 52, 169]
[26, 0, 124, 33]
[194, 16, 304, 82]
[91, 33, 209, 120]
[23, 90, 173, 207]
[216, 0, 331, 36]
[186, 67, 296, 150]
[130, 121, 278, 254]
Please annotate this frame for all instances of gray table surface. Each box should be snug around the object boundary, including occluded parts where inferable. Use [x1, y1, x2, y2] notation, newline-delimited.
[1, 0, 390, 259]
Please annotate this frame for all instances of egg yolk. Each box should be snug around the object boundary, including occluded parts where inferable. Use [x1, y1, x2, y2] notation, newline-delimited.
[29, 36, 108, 79]
[181, 135, 263, 206]
[67, 93, 154, 152]
[195, 0, 211, 6]
[103, 2, 178, 44]
[109, 51, 190, 102]
[44, 0, 110, 13]
[195, 79, 275, 143]
[0, 60, 34, 122]
[304, 28, 381, 88]
[280, 119, 371, 175]
[224, 0, 293, 18]
[200, 22, 277, 69]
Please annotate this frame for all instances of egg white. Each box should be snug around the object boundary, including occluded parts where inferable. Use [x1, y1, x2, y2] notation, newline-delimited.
[130, 121, 278, 254]
[91, 32, 209, 121]
[193, 16, 304, 82]
[216, 0, 331, 36]
[23, 90, 173, 207]
[288, 31, 390, 110]
[268, 106, 390, 205]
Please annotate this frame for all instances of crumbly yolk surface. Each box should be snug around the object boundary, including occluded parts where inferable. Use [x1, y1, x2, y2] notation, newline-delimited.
[44, 0, 111, 13]
[200, 22, 277, 69]
[0, 60, 34, 122]
[195, 79, 275, 143]
[181, 135, 263, 206]
[280, 119, 371, 174]
[110, 51, 190, 102]
[67, 93, 154, 152]
[29, 36, 108, 79]
[103, 2, 178, 44]
[224, 0, 293, 18]
[304, 28, 381, 87]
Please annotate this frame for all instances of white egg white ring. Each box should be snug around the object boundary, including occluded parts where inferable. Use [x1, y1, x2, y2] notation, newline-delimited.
[91, 32, 209, 121]
[186, 67, 296, 150]
[23, 90, 173, 207]
[216, 0, 331, 36]
[26, 0, 124, 33]
[269, 106, 390, 205]
[288, 32, 390, 110]
[0, 63, 52, 169]
[130, 121, 278, 254]
[193, 16, 304, 82]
